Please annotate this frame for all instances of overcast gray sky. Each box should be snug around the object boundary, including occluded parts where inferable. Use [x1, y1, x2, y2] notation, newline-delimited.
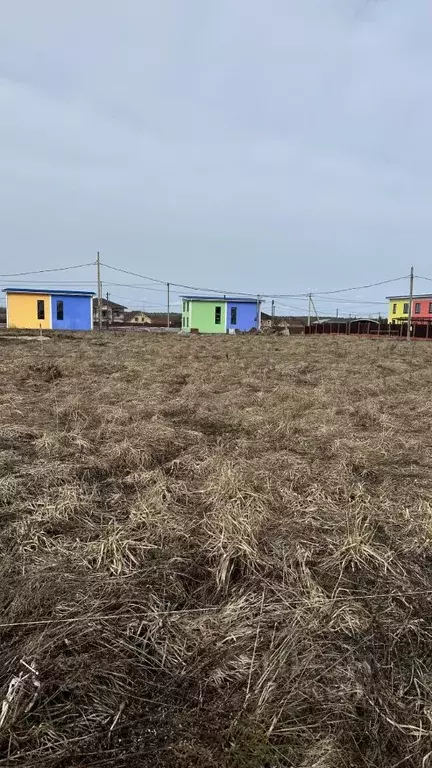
[0, 1, 431, 314]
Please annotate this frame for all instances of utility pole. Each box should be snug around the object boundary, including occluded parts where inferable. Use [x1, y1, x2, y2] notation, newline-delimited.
[310, 295, 321, 323]
[271, 298, 275, 327]
[407, 265, 414, 341]
[106, 291, 110, 330]
[167, 282, 170, 329]
[307, 293, 312, 327]
[96, 251, 102, 331]
[256, 295, 261, 330]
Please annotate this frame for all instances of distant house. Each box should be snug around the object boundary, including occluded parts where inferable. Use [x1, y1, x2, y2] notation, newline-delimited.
[181, 296, 262, 333]
[124, 311, 152, 324]
[93, 298, 126, 325]
[3, 288, 95, 330]
[280, 316, 305, 334]
[260, 312, 273, 329]
[261, 313, 306, 333]
[123, 311, 182, 328]
[145, 312, 181, 328]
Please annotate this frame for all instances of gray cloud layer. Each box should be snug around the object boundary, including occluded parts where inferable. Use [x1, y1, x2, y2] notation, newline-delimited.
[0, 1, 430, 311]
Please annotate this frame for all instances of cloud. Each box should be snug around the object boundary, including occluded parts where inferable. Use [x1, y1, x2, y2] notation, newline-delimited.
[0, 0, 430, 309]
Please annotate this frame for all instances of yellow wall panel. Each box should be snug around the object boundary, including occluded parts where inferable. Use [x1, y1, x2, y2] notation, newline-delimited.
[388, 298, 409, 324]
[7, 294, 51, 329]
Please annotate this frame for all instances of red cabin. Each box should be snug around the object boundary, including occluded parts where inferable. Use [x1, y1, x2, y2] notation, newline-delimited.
[412, 295, 432, 324]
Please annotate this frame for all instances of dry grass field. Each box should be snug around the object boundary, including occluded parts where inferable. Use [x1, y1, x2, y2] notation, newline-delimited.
[1, 333, 432, 767]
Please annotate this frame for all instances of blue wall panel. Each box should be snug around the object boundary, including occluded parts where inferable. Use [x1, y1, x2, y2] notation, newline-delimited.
[226, 302, 258, 332]
[51, 295, 92, 330]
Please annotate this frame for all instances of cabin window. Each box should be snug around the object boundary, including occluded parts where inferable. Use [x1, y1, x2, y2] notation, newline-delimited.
[182, 316, 185, 327]
[403, 303, 409, 314]
[215, 306, 221, 325]
[230, 307, 237, 325]
[392, 303, 397, 314]
[429, 303, 432, 314]
[56, 300, 64, 321]
[37, 300, 45, 320]
[186, 316, 189, 327]
[415, 303, 421, 314]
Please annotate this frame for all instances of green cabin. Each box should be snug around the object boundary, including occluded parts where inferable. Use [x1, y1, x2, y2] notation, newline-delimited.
[181, 296, 262, 334]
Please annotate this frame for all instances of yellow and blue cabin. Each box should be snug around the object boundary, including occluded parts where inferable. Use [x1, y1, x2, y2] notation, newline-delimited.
[3, 288, 95, 330]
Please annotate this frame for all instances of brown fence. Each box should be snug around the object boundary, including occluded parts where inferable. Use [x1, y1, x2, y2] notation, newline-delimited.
[305, 321, 432, 340]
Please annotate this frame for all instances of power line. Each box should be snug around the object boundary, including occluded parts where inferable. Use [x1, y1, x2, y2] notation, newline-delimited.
[101, 262, 262, 297]
[0, 279, 184, 296]
[312, 295, 387, 306]
[0, 257, 409, 302]
[273, 275, 409, 298]
[101, 263, 167, 286]
[304, 275, 409, 296]
[109, 294, 180, 308]
[102, 262, 408, 300]
[0, 262, 95, 278]
[1, 587, 432, 630]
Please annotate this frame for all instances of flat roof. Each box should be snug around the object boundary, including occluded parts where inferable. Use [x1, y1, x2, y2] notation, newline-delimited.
[181, 295, 263, 303]
[3, 288, 95, 296]
[386, 294, 432, 300]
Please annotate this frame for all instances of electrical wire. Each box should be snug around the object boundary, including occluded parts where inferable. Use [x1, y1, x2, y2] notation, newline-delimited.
[102, 262, 409, 299]
[0, 258, 409, 303]
[101, 262, 261, 297]
[101, 263, 167, 286]
[1, 587, 432, 629]
[294, 275, 409, 296]
[0, 262, 95, 278]
[311, 295, 387, 306]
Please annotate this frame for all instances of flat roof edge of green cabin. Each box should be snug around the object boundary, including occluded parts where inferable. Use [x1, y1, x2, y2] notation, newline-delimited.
[181, 296, 262, 303]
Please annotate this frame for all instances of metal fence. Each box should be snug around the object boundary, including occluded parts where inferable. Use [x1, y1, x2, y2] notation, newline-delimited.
[305, 320, 432, 339]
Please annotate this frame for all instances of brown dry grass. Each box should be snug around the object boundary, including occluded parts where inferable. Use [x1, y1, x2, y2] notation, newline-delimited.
[1, 332, 432, 767]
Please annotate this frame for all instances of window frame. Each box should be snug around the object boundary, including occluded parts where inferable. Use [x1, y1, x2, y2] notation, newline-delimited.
[56, 300, 64, 321]
[403, 302, 409, 314]
[214, 306, 222, 325]
[37, 300, 45, 320]
[415, 302, 421, 315]
[392, 303, 397, 315]
[230, 306, 237, 326]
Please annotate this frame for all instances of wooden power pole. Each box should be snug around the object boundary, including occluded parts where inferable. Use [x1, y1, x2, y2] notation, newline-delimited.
[96, 251, 102, 331]
[407, 266, 414, 341]
[310, 295, 321, 324]
[256, 295, 261, 330]
[167, 282, 170, 329]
